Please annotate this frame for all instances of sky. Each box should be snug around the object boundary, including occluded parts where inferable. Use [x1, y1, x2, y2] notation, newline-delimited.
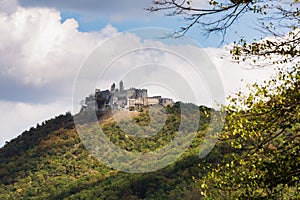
[0, 0, 279, 146]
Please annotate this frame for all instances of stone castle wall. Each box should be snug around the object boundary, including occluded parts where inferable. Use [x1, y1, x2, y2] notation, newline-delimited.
[82, 81, 173, 112]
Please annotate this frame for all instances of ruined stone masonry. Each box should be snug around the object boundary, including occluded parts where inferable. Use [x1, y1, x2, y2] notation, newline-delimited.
[82, 81, 174, 112]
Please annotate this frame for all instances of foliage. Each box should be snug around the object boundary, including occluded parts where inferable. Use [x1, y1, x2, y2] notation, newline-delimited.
[198, 66, 300, 199]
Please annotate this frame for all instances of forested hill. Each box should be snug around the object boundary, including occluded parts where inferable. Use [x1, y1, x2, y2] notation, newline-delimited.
[1, 69, 299, 200]
[0, 103, 221, 199]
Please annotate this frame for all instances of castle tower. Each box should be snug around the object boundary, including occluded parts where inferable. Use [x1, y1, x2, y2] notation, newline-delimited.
[110, 83, 116, 92]
[119, 80, 124, 92]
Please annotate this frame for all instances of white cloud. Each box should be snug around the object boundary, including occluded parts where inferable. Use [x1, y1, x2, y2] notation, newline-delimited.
[205, 47, 277, 99]
[0, 7, 118, 88]
[0, 0, 19, 14]
[0, 6, 119, 146]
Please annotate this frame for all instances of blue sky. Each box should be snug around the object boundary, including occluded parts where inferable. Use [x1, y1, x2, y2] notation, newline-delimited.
[60, 9, 259, 48]
[19, 0, 262, 47]
[0, 0, 278, 146]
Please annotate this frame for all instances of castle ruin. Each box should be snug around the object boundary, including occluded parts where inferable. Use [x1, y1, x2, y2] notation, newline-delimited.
[82, 81, 174, 112]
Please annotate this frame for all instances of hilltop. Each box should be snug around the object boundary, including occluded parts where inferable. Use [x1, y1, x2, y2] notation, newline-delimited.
[0, 103, 220, 199]
[1, 67, 299, 199]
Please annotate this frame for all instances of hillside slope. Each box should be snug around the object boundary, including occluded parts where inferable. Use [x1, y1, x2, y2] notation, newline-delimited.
[0, 104, 219, 199]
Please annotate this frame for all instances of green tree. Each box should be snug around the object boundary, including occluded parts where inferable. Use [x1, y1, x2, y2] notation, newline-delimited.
[199, 66, 299, 199]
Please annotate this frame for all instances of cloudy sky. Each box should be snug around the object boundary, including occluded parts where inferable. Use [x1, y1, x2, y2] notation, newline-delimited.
[0, 0, 278, 146]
